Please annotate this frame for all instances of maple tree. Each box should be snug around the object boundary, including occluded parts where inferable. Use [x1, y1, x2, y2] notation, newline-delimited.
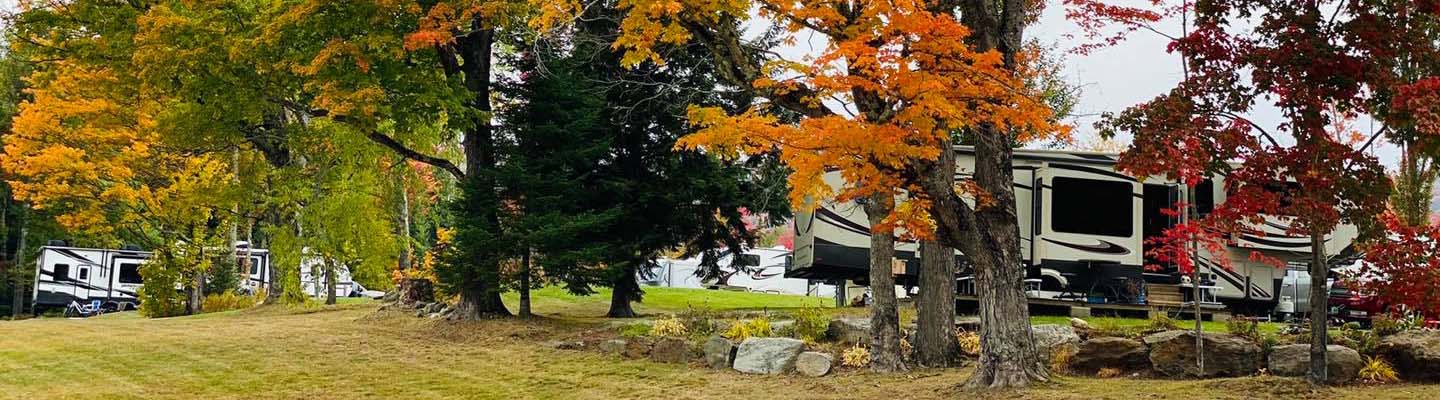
[1354, 211, 1440, 320]
[591, 0, 1065, 386]
[1071, 0, 1440, 384]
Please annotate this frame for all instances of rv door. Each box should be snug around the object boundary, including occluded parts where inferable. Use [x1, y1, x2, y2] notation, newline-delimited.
[1034, 166, 1143, 267]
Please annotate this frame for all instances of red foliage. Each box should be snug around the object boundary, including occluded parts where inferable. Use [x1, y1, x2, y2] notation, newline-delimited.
[1355, 212, 1440, 319]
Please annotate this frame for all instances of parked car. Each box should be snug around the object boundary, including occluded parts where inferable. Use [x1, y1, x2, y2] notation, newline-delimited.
[349, 282, 386, 299]
[1328, 285, 1385, 326]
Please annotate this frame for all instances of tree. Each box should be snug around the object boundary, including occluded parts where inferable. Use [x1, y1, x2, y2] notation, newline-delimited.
[595, 0, 1063, 385]
[1072, 0, 1426, 385]
[1355, 211, 1440, 319]
[501, 7, 790, 318]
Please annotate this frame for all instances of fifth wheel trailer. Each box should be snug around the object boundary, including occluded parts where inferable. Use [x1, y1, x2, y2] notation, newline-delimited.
[786, 146, 1358, 316]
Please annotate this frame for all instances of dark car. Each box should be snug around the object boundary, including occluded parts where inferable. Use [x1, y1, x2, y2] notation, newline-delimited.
[1327, 285, 1385, 325]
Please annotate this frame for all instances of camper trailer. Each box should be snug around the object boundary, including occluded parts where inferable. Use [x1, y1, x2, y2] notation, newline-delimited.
[787, 146, 1357, 316]
[32, 242, 363, 311]
[649, 247, 835, 298]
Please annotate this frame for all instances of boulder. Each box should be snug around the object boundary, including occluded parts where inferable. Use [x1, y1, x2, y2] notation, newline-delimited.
[1144, 330, 1262, 378]
[623, 339, 653, 359]
[414, 308, 427, 318]
[1071, 337, 1150, 373]
[1070, 318, 1093, 338]
[413, 301, 430, 310]
[703, 336, 737, 369]
[1268, 344, 1363, 384]
[795, 351, 834, 377]
[425, 302, 444, 314]
[1032, 324, 1081, 357]
[598, 339, 628, 355]
[543, 340, 584, 350]
[650, 338, 694, 364]
[955, 317, 981, 332]
[733, 337, 805, 375]
[1378, 331, 1440, 382]
[770, 320, 796, 334]
[827, 318, 872, 344]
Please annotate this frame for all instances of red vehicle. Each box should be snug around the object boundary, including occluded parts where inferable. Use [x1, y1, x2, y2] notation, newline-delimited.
[1327, 285, 1386, 325]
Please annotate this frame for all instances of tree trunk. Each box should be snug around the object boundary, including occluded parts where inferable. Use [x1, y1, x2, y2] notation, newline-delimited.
[398, 179, 413, 270]
[1308, 232, 1329, 385]
[11, 217, 25, 319]
[188, 268, 205, 315]
[917, 240, 958, 367]
[607, 265, 640, 318]
[448, 25, 510, 319]
[453, 286, 511, 319]
[518, 251, 532, 318]
[865, 193, 907, 373]
[325, 258, 337, 306]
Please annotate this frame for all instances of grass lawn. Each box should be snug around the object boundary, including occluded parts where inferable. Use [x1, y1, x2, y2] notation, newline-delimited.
[2, 288, 1431, 399]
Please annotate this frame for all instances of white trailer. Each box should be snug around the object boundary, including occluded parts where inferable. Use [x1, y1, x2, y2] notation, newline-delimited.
[788, 146, 1358, 315]
[648, 247, 835, 298]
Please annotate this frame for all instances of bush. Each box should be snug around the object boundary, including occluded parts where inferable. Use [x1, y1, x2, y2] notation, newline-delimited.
[1225, 318, 1262, 343]
[678, 305, 719, 338]
[205, 258, 241, 295]
[954, 330, 981, 356]
[650, 315, 688, 337]
[1091, 320, 1144, 339]
[791, 303, 830, 342]
[722, 317, 772, 342]
[1050, 345, 1076, 374]
[841, 344, 870, 367]
[137, 254, 188, 318]
[1147, 314, 1179, 332]
[1359, 356, 1399, 383]
[1096, 367, 1122, 378]
[202, 292, 256, 313]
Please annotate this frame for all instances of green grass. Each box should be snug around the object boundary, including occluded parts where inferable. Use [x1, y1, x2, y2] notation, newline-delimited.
[501, 286, 832, 318]
[2, 303, 1435, 400]
[1030, 315, 1285, 336]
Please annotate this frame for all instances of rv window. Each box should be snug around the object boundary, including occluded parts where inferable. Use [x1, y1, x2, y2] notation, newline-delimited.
[1051, 177, 1134, 237]
[119, 263, 143, 284]
[1196, 179, 1215, 216]
[78, 268, 89, 281]
[53, 264, 70, 280]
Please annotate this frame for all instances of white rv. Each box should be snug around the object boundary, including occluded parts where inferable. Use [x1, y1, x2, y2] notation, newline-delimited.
[649, 247, 835, 298]
[788, 146, 1357, 315]
[32, 242, 363, 311]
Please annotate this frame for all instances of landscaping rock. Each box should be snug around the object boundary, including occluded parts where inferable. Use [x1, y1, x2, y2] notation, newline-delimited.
[733, 337, 805, 375]
[1032, 324, 1081, 357]
[413, 301, 430, 310]
[544, 340, 583, 350]
[703, 336, 737, 369]
[1144, 330, 1262, 378]
[650, 338, 694, 364]
[1071, 337, 1149, 373]
[1378, 330, 1440, 382]
[623, 339, 652, 359]
[1268, 344, 1362, 384]
[828, 318, 872, 344]
[955, 317, 981, 332]
[598, 339, 628, 355]
[769, 320, 795, 334]
[414, 308, 426, 318]
[795, 352, 833, 377]
[1070, 318, 1092, 337]
[425, 302, 444, 314]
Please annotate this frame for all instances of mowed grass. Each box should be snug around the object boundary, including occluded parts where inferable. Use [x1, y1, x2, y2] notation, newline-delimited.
[2, 295, 1439, 400]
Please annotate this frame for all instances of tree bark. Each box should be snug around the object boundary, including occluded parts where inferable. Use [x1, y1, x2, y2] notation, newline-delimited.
[11, 214, 26, 319]
[446, 24, 510, 319]
[1308, 232, 1329, 385]
[917, 240, 958, 368]
[518, 251, 532, 318]
[325, 258, 337, 306]
[607, 265, 640, 318]
[865, 193, 907, 373]
[188, 265, 205, 315]
[398, 179, 413, 270]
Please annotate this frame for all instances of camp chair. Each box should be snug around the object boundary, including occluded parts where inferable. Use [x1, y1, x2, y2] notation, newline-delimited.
[65, 300, 104, 318]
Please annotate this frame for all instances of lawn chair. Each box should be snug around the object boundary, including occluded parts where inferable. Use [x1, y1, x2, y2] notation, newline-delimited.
[63, 300, 105, 318]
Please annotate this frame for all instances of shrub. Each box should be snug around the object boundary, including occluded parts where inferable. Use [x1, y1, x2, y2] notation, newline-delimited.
[202, 292, 256, 313]
[678, 305, 719, 337]
[619, 323, 651, 338]
[791, 303, 830, 342]
[841, 344, 870, 367]
[1050, 345, 1076, 374]
[899, 337, 913, 359]
[651, 315, 689, 337]
[722, 317, 773, 342]
[1371, 315, 1409, 336]
[1341, 327, 1379, 356]
[1147, 314, 1179, 332]
[1091, 320, 1143, 338]
[1226, 318, 1262, 343]
[1359, 356, 1399, 383]
[954, 330, 981, 356]
[1096, 368, 1122, 378]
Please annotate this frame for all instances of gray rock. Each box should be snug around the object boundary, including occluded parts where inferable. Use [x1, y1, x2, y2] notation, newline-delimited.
[1032, 324, 1081, 358]
[414, 308, 426, 318]
[1379, 331, 1440, 382]
[543, 340, 583, 350]
[703, 336, 737, 369]
[414, 301, 430, 310]
[425, 302, 444, 314]
[955, 317, 981, 332]
[598, 339, 628, 355]
[1071, 337, 1149, 373]
[1268, 344, 1363, 384]
[1144, 330, 1262, 377]
[733, 337, 805, 375]
[427, 312, 443, 319]
[827, 318, 872, 344]
[623, 339, 652, 359]
[795, 351, 833, 377]
[770, 320, 796, 333]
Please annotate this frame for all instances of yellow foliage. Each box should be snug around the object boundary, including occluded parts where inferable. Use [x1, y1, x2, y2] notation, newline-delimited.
[722, 317, 773, 342]
[650, 315, 689, 337]
[1096, 368, 1122, 379]
[1359, 357, 1400, 384]
[955, 330, 981, 356]
[841, 343, 871, 368]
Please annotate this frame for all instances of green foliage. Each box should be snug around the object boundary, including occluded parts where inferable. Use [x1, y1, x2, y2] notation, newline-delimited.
[618, 323, 651, 338]
[790, 303, 830, 342]
[266, 227, 309, 305]
[1147, 314, 1179, 332]
[677, 305, 720, 338]
[722, 317, 773, 342]
[137, 251, 187, 318]
[205, 256, 241, 295]
[1225, 318, 1263, 343]
[202, 292, 256, 313]
[1091, 320, 1145, 339]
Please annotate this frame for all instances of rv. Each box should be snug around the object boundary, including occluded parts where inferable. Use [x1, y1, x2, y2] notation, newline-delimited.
[649, 247, 836, 298]
[787, 146, 1357, 316]
[32, 242, 361, 312]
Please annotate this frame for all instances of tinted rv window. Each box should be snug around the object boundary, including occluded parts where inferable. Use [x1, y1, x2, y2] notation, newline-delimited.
[1051, 177, 1133, 237]
[1196, 179, 1215, 216]
[119, 263, 143, 284]
[78, 267, 88, 280]
[53, 264, 70, 280]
